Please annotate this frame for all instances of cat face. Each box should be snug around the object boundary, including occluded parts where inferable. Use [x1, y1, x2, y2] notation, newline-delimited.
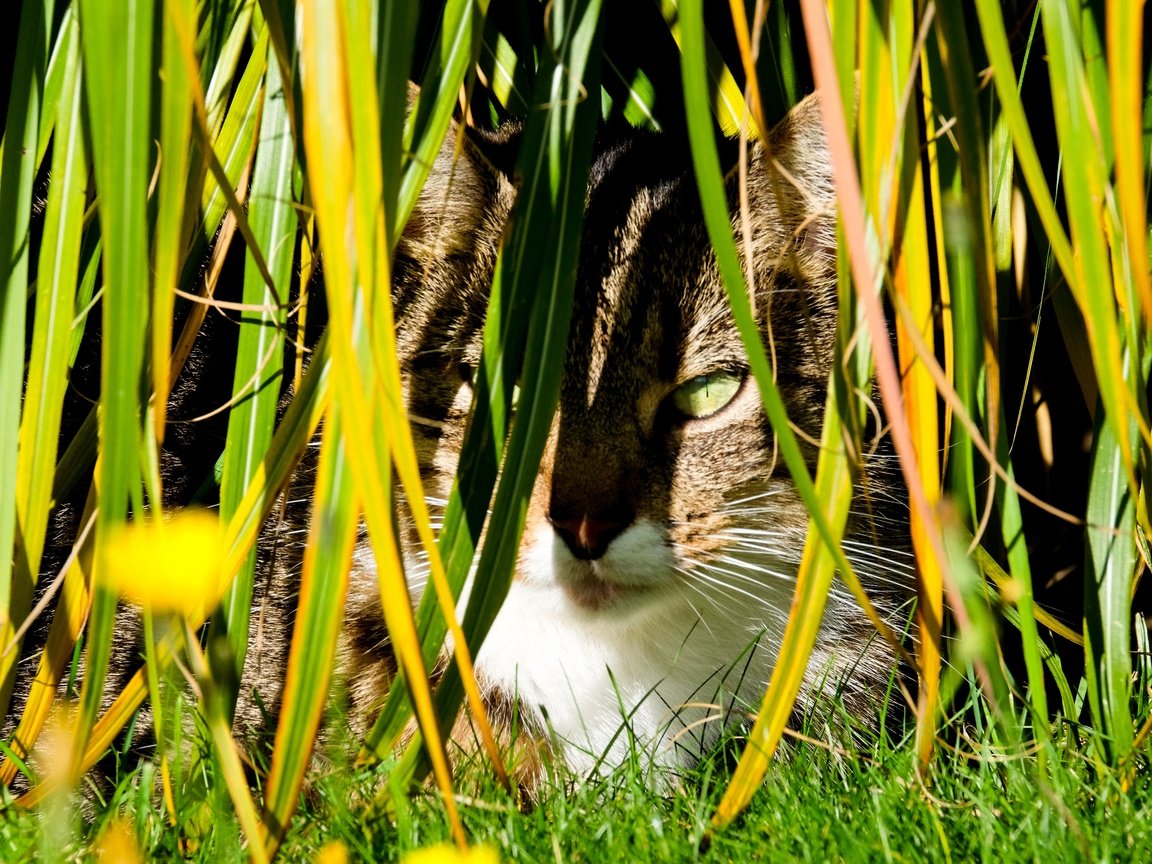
[344, 95, 910, 779]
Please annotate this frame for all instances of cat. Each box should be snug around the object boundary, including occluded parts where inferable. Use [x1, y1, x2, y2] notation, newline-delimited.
[6, 90, 911, 799]
[332, 90, 913, 791]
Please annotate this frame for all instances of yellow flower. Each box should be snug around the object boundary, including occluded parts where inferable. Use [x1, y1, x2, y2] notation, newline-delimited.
[402, 844, 501, 864]
[104, 510, 226, 619]
[95, 817, 144, 864]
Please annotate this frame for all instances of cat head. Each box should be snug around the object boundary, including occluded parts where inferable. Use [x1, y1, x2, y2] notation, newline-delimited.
[390, 92, 902, 615]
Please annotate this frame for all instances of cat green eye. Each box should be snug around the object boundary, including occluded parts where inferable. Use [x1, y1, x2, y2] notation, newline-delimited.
[670, 370, 744, 419]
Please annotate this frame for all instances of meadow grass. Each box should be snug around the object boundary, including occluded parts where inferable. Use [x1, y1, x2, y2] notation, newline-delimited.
[3, 694, 1151, 863]
[3, 0, 1152, 859]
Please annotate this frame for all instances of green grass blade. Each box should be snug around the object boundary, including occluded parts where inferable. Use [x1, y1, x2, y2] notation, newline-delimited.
[73, 0, 154, 761]
[675, 0, 887, 825]
[971, 0, 1076, 292]
[1107, 1, 1152, 321]
[34, 4, 76, 170]
[1040, 0, 1135, 492]
[1083, 393, 1140, 764]
[217, 45, 294, 673]
[200, 23, 269, 243]
[398, 0, 492, 234]
[395, 0, 605, 783]
[297, 0, 468, 840]
[2, 4, 84, 717]
[260, 416, 355, 857]
[150, 0, 197, 441]
[0, 0, 52, 713]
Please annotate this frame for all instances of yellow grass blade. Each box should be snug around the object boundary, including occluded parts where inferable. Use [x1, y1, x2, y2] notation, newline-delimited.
[297, 0, 464, 845]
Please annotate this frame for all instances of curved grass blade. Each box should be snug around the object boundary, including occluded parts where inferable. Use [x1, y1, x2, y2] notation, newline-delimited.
[72, 0, 154, 769]
[889, 26, 943, 771]
[0, 0, 53, 716]
[2, 8, 83, 719]
[259, 414, 354, 857]
[33, 2, 75, 170]
[150, 0, 197, 442]
[970, 0, 1076, 293]
[1040, 0, 1135, 491]
[217, 46, 294, 673]
[712, 0, 946, 826]
[395, 0, 605, 787]
[1107, 2, 1151, 324]
[398, 0, 492, 236]
[297, 0, 466, 844]
[1083, 392, 1140, 765]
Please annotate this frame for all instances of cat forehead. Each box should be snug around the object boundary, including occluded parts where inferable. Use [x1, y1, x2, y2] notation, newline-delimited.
[572, 130, 739, 368]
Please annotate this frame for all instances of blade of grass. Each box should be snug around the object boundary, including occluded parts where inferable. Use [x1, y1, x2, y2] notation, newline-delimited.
[217, 44, 293, 674]
[715, 0, 950, 824]
[34, 3, 75, 169]
[1107, 1, 1151, 324]
[297, 0, 466, 844]
[1040, 0, 1135, 492]
[398, 0, 492, 235]
[150, 0, 197, 443]
[259, 413, 355, 857]
[0, 0, 53, 716]
[3, 7, 83, 719]
[395, 0, 606, 788]
[72, 0, 154, 767]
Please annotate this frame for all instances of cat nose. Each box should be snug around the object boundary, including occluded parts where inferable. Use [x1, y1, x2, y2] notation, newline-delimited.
[548, 508, 633, 560]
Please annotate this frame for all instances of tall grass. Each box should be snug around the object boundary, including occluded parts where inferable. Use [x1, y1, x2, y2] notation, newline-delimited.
[0, 0, 1149, 857]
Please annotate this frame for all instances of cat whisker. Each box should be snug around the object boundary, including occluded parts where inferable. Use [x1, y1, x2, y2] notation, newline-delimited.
[722, 489, 788, 507]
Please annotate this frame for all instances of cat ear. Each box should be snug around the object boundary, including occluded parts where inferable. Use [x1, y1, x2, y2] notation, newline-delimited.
[397, 101, 518, 266]
[754, 91, 838, 276]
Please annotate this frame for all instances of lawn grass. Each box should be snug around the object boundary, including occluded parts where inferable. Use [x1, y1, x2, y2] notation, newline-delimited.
[3, 703, 1149, 862]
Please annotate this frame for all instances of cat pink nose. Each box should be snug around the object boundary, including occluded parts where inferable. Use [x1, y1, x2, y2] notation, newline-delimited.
[548, 509, 632, 560]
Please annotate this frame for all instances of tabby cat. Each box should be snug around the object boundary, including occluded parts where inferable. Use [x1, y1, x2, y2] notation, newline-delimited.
[11, 91, 911, 795]
[329, 91, 912, 788]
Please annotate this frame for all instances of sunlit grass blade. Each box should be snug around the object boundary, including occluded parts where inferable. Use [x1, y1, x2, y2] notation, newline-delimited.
[220, 333, 330, 580]
[260, 415, 355, 858]
[1040, 1, 1136, 491]
[398, 0, 492, 234]
[1107, 2, 1151, 324]
[150, 0, 197, 442]
[714, 0, 946, 824]
[679, 0, 857, 826]
[199, 24, 269, 244]
[0, 0, 52, 716]
[73, 0, 154, 768]
[297, 0, 465, 844]
[396, 0, 606, 787]
[181, 623, 269, 864]
[203, 0, 257, 136]
[891, 34, 944, 772]
[479, 21, 531, 117]
[970, 0, 1076, 294]
[1083, 395, 1140, 765]
[33, 7, 76, 170]
[3, 6, 83, 721]
[660, 0, 756, 136]
[933, 2, 1002, 522]
[217, 46, 294, 672]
